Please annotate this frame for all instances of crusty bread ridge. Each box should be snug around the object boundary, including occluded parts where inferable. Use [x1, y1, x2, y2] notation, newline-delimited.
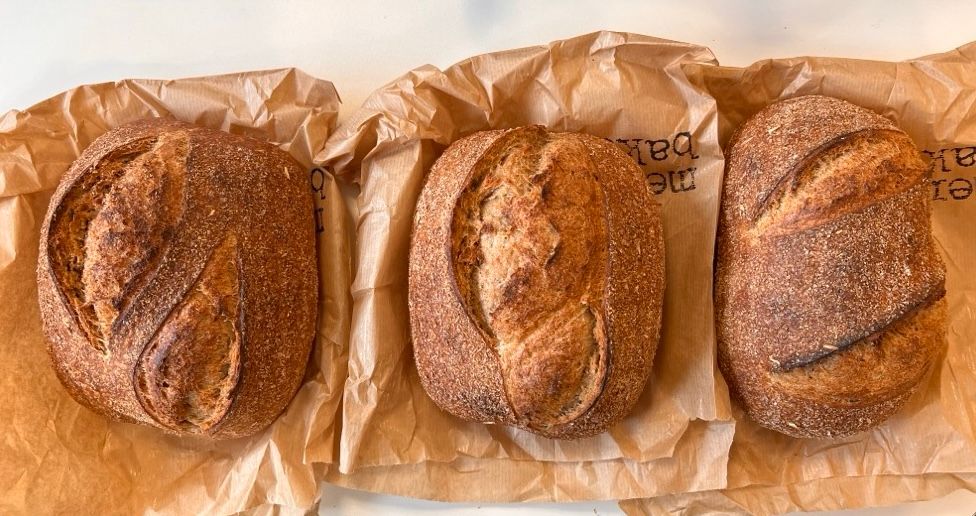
[716, 95, 947, 438]
[37, 118, 318, 439]
[409, 125, 665, 439]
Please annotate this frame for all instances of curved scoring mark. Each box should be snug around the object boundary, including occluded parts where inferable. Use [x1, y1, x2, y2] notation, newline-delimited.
[450, 129, 609, 430]
[755, 129, 927, 237]
[134, 234, 242, 433]
[770, 296, 946, 408]
[48, 132, 188, 354]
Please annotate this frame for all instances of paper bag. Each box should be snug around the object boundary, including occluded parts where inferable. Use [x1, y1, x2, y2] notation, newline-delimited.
[621, 473, 976, 515]
[0, 69, 352, 515]
[317, 31, 735, 502]
[621, 41, 976, 515]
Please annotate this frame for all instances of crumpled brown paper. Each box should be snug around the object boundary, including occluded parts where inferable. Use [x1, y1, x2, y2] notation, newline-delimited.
[621, 41, 976, 515]
[621, 474, 976, 515]
[0, 69, 352, 515]
[316, 31, 736, 501]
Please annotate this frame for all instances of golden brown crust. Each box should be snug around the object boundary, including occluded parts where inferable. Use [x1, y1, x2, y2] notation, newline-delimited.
[37, 118, 317, 439]
[716, 95, 948, 438]
[409, 125, 665, 439]
[134, 234, 242, 432]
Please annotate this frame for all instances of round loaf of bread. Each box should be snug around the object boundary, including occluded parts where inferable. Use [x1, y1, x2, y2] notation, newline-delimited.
[409, 125, 665, 439]
[716, 95, 947, 439]
[37, 118, 317, 439]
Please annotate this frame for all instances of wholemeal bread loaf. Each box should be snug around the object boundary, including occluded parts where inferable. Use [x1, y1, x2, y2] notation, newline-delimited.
[716, 95, 947, 439]
[409, 125, 665, 439]
[37, 118, 317, 439]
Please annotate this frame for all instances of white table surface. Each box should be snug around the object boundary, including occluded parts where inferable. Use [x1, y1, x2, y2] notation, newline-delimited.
[3, 2, 975, 515]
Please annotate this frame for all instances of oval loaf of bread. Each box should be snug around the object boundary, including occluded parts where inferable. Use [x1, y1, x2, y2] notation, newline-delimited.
[37, 118, 318, 439]
[409, 125, 665, 439]
[716, 95, 947, 439]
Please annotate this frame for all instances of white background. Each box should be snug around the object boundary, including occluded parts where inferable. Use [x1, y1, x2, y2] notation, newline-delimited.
[3, 1, 976, 514]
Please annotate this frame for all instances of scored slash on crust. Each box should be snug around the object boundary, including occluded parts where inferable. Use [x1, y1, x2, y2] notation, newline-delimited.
[36, 118, 318, 439]
[716, 95, 947, 439]
[408, 125, 666, 439]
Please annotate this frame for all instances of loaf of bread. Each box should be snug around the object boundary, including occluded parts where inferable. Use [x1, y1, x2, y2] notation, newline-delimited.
[716, 95, 947, 438]
[409, 125, 665, 439]
[37, 118, 318, 439]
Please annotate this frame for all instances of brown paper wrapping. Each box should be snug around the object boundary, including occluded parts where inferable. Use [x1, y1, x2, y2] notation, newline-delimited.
[322, 419, 732, 502]
[621, 42, 976, 514]
[0, 69, 352, 514]
[6, 33, 974, 513]
[317, 31, 736, 501]
[621, 474, 976, 515]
